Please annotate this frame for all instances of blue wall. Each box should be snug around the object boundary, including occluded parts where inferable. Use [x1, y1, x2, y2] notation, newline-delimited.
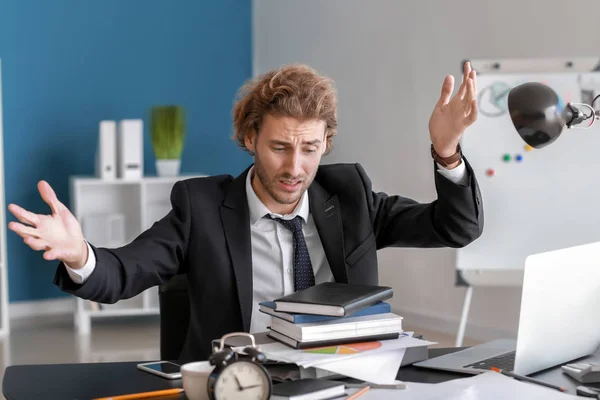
[0, 1, 253, 302]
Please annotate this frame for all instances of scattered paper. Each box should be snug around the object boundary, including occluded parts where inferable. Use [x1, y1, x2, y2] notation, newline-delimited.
[243, 333, 435, 368]
[313, 348, 407, 384]
[345, 371, 581, 400]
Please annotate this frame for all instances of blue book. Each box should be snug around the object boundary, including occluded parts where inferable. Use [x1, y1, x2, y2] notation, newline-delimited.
[259, 301, 391, 324]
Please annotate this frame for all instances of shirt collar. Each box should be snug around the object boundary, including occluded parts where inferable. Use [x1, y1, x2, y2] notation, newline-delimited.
[246, 166, 309, 226]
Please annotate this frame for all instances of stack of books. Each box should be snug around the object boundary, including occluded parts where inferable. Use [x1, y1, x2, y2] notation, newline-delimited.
[260, 282, 404, 349]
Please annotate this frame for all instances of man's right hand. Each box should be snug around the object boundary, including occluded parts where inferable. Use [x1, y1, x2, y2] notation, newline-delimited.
[7, 180, 88, 268]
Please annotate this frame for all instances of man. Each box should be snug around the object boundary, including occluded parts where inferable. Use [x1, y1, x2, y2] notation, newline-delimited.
[8, 63, 482, 361]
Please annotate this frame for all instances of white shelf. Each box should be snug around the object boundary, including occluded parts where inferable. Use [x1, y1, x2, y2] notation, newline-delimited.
[70, 174, 206, 334]
[71, 174, 202, 185]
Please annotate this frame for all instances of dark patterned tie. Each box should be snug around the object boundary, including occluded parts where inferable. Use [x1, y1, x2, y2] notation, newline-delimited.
[270, 216, 316, 291]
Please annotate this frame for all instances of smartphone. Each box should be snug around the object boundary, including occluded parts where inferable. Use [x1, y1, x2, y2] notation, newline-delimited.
[137, 361, 182, 379]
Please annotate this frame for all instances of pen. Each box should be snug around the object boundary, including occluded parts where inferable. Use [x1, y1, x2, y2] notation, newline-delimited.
[93, 387, 184, 400]
[491, 367, 567, 392]
[345, 382, 407, 389]
[345, 385, 370, 400]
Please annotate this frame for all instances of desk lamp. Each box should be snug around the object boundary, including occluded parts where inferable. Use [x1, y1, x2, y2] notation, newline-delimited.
[507, 82, 600, 148]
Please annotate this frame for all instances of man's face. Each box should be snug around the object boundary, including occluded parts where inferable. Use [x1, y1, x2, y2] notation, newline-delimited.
[245, 114, 327, 213]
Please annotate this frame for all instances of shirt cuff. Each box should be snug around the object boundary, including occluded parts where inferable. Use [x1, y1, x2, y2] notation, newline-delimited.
[436, 158, 468, 186]
[64, 241, 96, 284]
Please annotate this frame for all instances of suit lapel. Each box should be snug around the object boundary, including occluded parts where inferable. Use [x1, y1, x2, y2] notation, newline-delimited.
[220, 167, 253, 332]
[309, 181, 348, 283]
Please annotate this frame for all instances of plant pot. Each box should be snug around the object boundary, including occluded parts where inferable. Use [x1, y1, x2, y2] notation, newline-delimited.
[156, 159, 181, 177]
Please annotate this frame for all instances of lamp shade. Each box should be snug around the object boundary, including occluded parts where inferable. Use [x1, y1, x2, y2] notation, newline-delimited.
[507, 82, 572, 149]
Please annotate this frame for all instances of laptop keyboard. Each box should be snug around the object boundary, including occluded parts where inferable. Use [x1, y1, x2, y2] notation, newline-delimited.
[463, 350, 516, 371]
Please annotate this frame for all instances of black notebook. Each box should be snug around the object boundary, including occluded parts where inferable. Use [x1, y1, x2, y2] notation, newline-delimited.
[268, 329, 400, 349]
[273, 282, 393, 316]
[271, 379, 346, 400]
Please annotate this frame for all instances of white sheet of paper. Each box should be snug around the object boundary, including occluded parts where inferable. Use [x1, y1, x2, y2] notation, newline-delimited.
[248, 334, 435, 368]
[312, 348, 407, 384]
[346, 371, 581, 400]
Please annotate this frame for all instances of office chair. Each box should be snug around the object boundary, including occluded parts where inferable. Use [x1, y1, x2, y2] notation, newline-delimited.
[158, 274, 190, 361]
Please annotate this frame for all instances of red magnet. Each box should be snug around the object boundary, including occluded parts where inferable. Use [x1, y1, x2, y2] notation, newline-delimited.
[486, 168, 495, 177]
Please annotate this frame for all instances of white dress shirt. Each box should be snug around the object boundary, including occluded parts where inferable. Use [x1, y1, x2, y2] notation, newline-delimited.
[244, 167, 334, 332]
[65, 161, 468, 332]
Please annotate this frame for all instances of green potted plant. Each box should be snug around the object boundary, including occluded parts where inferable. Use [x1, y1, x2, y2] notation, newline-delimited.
[150, 105, 186, 177]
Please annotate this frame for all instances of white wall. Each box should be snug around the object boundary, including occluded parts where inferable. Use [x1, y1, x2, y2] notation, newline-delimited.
[253, 0, 600, 341]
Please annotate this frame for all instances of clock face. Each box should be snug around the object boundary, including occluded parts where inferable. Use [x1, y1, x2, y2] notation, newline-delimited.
[213, 360, 271, 400]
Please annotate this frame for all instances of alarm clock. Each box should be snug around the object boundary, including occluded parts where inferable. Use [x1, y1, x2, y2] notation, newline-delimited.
[207, 332, 272, 400]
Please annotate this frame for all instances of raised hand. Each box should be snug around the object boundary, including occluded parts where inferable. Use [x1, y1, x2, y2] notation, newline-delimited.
[429, 61, 478, 158]
[7, 180, 88, 268]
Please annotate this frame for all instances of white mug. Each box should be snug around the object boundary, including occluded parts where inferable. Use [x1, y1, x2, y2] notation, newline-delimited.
[181, 361, 215, 400]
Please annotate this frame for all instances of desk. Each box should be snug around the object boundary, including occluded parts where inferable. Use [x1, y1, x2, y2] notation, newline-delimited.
[3, 348, 599, 399]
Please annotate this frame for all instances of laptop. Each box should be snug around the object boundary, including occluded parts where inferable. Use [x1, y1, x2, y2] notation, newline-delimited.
[414, 241, 600, 376]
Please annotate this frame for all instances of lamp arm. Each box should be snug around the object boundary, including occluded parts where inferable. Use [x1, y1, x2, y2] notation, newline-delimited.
[564, 103, 580, 128]
[566, 103, 597, 129]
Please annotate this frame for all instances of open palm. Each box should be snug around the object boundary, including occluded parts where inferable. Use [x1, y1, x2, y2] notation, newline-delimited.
[8, 180, 87, 266]
[429, 61, 478, 157]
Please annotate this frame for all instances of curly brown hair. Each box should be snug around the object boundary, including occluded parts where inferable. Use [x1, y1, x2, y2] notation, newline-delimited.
[232, 64, 337, 154]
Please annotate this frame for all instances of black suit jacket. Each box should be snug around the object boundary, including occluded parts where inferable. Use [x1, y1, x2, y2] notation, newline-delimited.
[55, 161, 483, 360]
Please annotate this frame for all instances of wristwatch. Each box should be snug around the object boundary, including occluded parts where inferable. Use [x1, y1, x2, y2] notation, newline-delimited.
[431, 144, 462, 167]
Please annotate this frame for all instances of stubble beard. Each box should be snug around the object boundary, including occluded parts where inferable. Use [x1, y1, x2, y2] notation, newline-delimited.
[254, 156, 316, 206]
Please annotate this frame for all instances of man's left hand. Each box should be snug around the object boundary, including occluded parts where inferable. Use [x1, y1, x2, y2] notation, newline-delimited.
[429, 61, 478, 158]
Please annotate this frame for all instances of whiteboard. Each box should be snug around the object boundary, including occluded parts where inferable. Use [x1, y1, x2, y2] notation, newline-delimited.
[456, 71, 600, 284]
